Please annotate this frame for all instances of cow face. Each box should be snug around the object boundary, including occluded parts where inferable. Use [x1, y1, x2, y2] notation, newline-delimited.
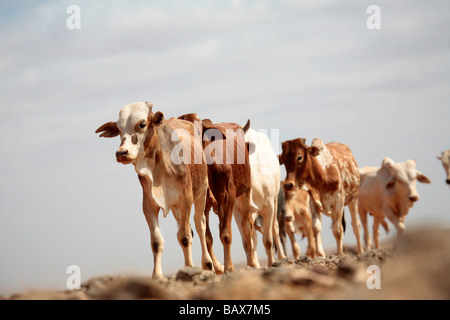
[96, 102, 163, 165]
[279, 138, 320, 191]
[437, 150, 450, 185]
[382, 157, 431, 211]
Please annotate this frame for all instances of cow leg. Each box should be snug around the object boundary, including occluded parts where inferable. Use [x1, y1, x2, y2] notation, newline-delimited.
[301, 207, 316, 259]
[347, 199, 364, 254]
[286, 221, 300, 259]
[205, 210, 224, 274]
[271, 197, 286, 260]
[311, 207, 326, 258]
[220, 199, 235, 273]
[251, 215, 260, 267]
[260, 203, 275, 267]
[234, 192, 259, 268]
[373, 218, 381, 249]
[172, 203, 194, 268]
[193, 187, 214, 271]
[383, 208, 405, 236]
[359, 208, 371, 250]
[139, 175, 165, 280]
[331, 202, 345, 256]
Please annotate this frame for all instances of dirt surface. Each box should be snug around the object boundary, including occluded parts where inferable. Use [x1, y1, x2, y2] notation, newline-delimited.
[6, 228, 450, 300]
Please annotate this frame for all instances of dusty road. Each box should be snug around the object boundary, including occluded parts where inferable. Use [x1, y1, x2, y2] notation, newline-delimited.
[5, 228, 450, 300]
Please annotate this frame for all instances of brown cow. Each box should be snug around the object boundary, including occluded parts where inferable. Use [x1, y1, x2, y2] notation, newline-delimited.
[96, 102, 213, 279]
[279, 138, 363, 256]
[178, 113, 258, 272]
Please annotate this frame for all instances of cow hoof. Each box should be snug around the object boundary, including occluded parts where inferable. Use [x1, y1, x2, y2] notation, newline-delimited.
[214, 264, 225, 275]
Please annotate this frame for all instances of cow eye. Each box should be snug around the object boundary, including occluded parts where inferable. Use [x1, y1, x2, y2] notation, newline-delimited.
[297, 155, 303, 162]
[139, 121, 147, 129]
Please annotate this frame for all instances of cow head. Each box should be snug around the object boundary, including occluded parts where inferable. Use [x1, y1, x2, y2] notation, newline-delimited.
[95, 102, 164, 165]
[381, 157, 431, 212]
[437, 150, 450, 185]
[279, 138, 320, 192]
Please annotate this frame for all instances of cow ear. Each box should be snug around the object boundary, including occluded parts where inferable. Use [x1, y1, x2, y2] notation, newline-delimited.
[278, 154, 284, 165]
[382, 157, 395, 169]
[437, 155, 442, 161]
[152, 111, 164, 126]
[417, 171, 431, 184]
[308, 146, 320, 157]
[145, 102, 153, 111]
[95, 121, 119, 138]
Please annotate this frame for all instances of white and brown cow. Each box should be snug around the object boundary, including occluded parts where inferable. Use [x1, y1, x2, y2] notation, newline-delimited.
[359, 157, 431, 249]
[437, 150, 450, 185]
[279, 138, 363, 256]
[96, 102, 213, 279]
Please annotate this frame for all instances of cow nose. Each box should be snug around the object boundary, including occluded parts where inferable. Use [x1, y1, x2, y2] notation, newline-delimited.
[116, 150, 128, 157]
[409, 195, 419, 202]
[446, 179, 450, 185]
[283, 181, 295, 191]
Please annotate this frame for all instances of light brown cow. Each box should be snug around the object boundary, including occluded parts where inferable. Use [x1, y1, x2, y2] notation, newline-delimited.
[178, 113, 258, 272]
[279, 138, 363, 256]
[359, 157, 431, 249]
[96, 102, 213, 279]
[283, 186, 326, 259]
[437, 150, 450, 185]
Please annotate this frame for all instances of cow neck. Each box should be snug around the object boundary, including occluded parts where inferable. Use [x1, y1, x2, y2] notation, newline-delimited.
[305, 153, 337, 192]
[136, 126, 164, 178]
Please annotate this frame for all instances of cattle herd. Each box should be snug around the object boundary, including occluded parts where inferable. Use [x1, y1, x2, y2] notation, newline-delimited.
[96, 102, 448, 279]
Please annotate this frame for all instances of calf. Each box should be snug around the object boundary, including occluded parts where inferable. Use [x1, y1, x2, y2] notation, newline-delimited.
[96, 102, 213, 279]
[178, 113, 258, 272]
[279, 138, 363, 256]
[359, 157, 431, 249]
[437, 150, 450, 185]
[283, 187, 325, 259]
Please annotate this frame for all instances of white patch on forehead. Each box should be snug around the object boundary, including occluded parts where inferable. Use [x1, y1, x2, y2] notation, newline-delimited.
[394, 161, 416, 182]
[117, 102, 149, 132]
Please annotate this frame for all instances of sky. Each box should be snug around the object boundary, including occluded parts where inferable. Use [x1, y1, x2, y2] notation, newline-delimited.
[0, 0, 449, 296]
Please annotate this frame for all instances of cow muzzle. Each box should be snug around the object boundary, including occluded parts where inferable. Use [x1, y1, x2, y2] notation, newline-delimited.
[116, 149, 132, 164]
[409, 195, 420, 203]
[446, 179, 450, 185]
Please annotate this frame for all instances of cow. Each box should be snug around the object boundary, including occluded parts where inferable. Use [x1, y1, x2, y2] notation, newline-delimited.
[177, 113, 258, 272]
[282, 186, 326, 259]
[437, 150, 450, 185]
[95, 102, 213, 280]
[245, 128, 286, 267]
[279, 138, 363, 256]
[359, 157, 431, 249]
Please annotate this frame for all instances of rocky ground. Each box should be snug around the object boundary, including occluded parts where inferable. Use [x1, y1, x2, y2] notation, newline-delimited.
[5, 228, 450, 300]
